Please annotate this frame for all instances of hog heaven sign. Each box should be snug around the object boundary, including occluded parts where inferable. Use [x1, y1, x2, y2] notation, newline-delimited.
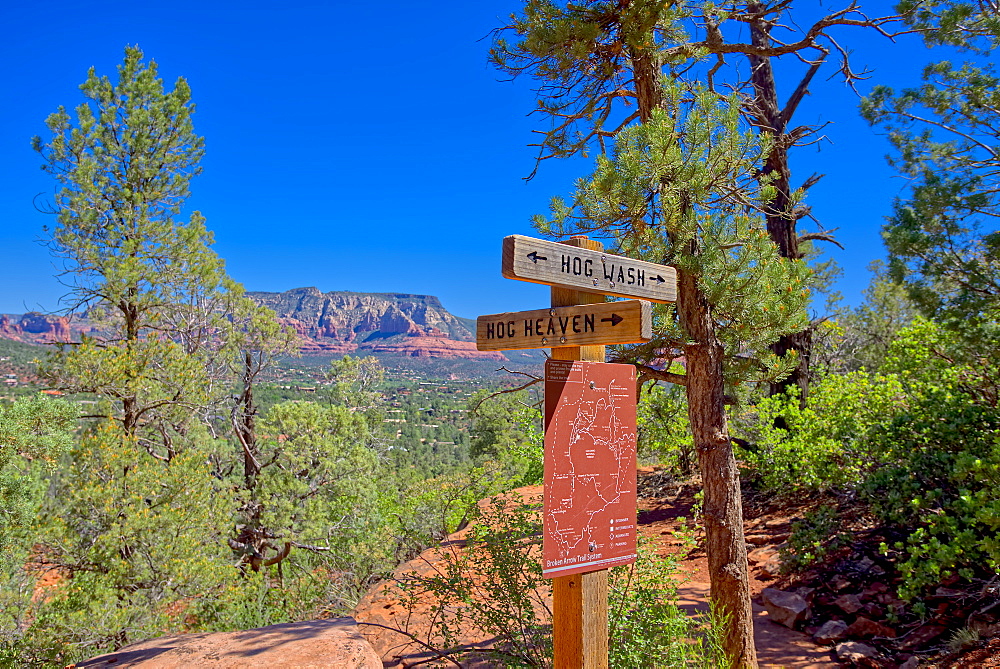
[476, 300, 652, 351]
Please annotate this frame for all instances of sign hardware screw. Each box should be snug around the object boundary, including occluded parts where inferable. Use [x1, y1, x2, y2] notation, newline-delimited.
[559, 336, 567, 344]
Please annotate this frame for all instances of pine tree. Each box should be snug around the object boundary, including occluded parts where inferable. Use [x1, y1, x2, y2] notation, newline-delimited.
[492, 0, 899, 401]
[863, 1, 999, 330]
[32, 46, 289, 460]
[537, 83, 810, 667]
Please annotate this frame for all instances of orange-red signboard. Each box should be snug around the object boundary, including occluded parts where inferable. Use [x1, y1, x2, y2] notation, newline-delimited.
[543, 359, 637, 578]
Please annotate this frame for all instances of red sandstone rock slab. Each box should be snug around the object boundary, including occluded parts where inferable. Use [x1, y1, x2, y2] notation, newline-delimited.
[74, 618, 380, 668]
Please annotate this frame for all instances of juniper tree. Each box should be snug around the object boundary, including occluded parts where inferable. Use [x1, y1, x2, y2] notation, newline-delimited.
[864, 0, 999, 329]
[0, 396, 76, 565]
[537, 83, 810, 667]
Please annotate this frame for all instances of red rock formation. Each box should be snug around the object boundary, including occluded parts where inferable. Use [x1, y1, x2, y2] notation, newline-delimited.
[251, 288, 507, 361]
[0, 312, 80, 343]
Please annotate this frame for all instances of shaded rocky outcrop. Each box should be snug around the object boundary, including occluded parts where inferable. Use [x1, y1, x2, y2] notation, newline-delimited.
[75, 618, 380, 668]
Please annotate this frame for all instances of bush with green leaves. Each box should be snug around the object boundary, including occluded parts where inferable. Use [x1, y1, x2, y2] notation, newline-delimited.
[469, 390, 544, 488]
[0, 396, 76, 564]
[636, 383, 694, 475]
[779, 505, 849, 572]
[735, 371, 909, 491]
[738, 319, 1000, 599]
[393, 493, 723, 668]
[863, 389, 1000, 600]
[1, 421, 235, 664]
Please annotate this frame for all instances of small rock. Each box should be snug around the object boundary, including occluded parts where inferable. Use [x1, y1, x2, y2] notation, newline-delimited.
[831, 575, 852, 591]
[836, 640, 879, 664]
[847, 615, 897, 639]
[898, 656, 919, 669]
[794, 586, 816, 600]
[835, 593, 863, 614]
[897, 623, 947, 651]
[934, 586, 963, 598]
[866, 582, 889, 595]
[749, 546, 782, 579]
[863, 602, 884, 618]
[746, 533, 772, 545]
[813, 619, 849, 644]
[761, 587, 811, 629]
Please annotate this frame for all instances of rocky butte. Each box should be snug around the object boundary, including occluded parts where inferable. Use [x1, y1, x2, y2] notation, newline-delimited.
[247, 287, 506, 361]
[0, 288, 523, 363]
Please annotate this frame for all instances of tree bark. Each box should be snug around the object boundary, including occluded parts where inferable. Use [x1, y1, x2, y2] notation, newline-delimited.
[678, 264, 758, 668]
[746, 3, 811, 404]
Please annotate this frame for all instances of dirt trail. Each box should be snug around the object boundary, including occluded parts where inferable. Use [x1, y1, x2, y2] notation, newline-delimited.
[354, 477, 840, 667]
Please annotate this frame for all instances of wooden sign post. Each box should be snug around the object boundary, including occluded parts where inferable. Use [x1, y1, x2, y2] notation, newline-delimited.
[483, 234, 677, 669]
[550, 236, 609, 669]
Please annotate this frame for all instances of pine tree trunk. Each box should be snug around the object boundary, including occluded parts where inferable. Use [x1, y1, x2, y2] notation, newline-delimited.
[678, 266, 758, 668]
[746, 3, 810, 404]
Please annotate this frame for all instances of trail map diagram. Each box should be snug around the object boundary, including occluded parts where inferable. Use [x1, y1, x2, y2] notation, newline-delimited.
[543, 360, 637, 578]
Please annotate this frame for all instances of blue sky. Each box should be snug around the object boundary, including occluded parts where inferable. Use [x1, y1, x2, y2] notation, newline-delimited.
[1, 1, 937, 319]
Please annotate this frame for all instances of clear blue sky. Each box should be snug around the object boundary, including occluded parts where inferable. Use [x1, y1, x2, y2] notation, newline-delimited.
[1, 1, 936, 319]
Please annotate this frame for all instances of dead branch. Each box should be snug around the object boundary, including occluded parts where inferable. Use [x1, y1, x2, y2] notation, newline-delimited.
[635, 364, 688, 387]
[798, 232, 844, 249]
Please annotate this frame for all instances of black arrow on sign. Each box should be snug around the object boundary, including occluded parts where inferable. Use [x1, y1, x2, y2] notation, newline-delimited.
[600, 313, 624, 327]
[653, 275, 666, 284]
[527, 251, 548, 263]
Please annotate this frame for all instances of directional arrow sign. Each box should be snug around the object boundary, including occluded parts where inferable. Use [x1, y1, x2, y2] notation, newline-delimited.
[477, 300, 652, 351]
[502, 235, 677, 303]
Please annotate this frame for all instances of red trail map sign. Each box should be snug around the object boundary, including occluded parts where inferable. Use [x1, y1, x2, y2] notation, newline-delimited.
[543, 359, 637, 578]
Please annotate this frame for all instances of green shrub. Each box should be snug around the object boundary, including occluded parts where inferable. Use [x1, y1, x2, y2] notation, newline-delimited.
[779, 505, 849, 572]
[637, 384, 695, 475]
[393, 493, 723, 668]
[736, 371, 908, 491]
[863, 390, 1000, 599]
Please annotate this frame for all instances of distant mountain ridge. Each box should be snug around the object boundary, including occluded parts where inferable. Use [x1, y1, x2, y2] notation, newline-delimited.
[0, 288, 532, 365]
[248, 287, 504, 361]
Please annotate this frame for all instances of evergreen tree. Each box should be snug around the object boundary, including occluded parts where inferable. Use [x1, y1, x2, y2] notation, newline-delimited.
[538, 83, 809, 667]
[32, 46, 287, 460]
[492, 0, 898, 401]
[0, 396, 76, 565]
[864, 1, 999, 331]
[863, 1, 999, 404]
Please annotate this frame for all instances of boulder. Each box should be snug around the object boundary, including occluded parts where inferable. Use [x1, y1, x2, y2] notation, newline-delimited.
[813, 619, 849, 645]
[761, 587, 810, 629]
[75, 618, 381, 668]
[748, 546, 783, 580]
[834, 593, 863, 614]
[836, 641, 879, 664]
[846, 615, 897, 639]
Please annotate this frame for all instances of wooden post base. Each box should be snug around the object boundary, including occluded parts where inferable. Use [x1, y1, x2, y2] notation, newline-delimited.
[553, 570, 609, 669]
